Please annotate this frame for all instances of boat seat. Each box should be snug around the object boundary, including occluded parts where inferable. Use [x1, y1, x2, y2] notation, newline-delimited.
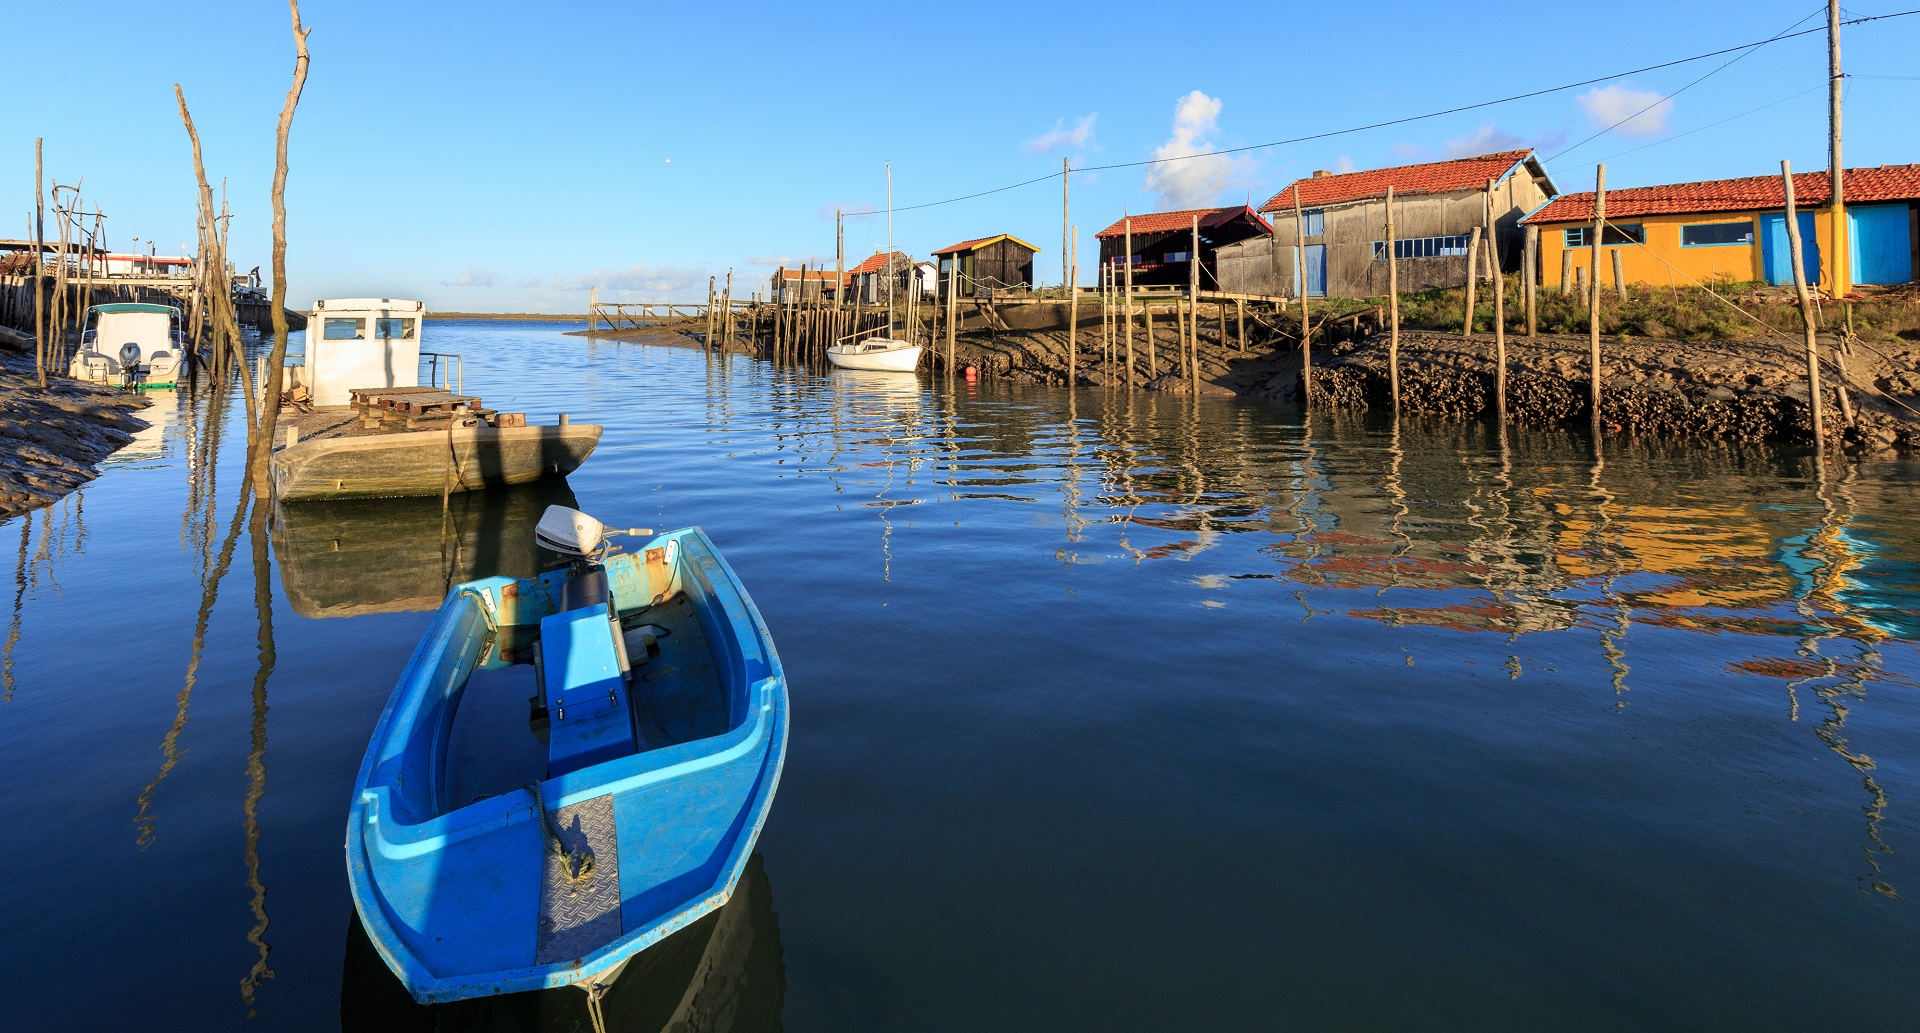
[539, 602, 638, 778]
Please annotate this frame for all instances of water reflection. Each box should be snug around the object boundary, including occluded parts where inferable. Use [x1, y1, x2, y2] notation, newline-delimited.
[241, 498, 277, 1014]
[340, 854, 786, 1031]
[3, 494, 91, 703]
[270, 481, 579, 619]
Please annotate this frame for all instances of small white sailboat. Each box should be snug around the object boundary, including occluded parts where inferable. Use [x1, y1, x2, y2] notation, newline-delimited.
[828, 163, 923, 374]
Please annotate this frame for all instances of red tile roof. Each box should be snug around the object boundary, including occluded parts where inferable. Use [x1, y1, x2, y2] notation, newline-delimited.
[1523, 165, 1920, 224]
[1093, 206, 1271, 240]
[932, 233, 1041, 256]
[775, 267, 839, 281]
[1257, 150, 1535, 213]
[846, 250, 913, 276]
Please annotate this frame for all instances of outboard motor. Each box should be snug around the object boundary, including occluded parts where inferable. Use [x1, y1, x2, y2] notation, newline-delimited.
[117, 342, 144, 389]
[529, 506, 657, 734]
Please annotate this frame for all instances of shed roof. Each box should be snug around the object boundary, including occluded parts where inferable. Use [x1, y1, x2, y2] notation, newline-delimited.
[1523, 165, 1920, 224]
[1257, 150, 1538, 213]
[847, 250, 914, 276]
[1094, 206, 1271, 240]
[931, 233, 1042, 256]
[774, 268, 839, 281]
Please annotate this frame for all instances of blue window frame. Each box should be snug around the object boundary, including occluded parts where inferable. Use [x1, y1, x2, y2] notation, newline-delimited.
[1565, 224, 1644, 248]
[1371, 234, 1474, 260]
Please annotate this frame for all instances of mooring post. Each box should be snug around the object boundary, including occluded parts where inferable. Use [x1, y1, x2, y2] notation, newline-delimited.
[1462, 226, 1481, 340]
[1292, 185, 1312, 405]
[1781, 159, 1825, 448]
[1189, 213, 1201, 390]
[1385, 185, 1400, 411]
[1524, 224, 1538, 338]
[1123, 219, 1135, 381]
[1485, 179, 1507, 421]
[1611, 248, 1627, 303]
[1588, 164, 1607, 430]
[1067, 228, 1079, 385]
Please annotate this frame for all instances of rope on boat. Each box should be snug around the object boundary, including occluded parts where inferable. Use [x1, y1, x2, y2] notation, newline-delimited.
[526, 781, 596, 883]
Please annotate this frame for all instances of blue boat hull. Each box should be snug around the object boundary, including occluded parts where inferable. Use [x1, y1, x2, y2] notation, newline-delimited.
[345, 527, 788, 1003]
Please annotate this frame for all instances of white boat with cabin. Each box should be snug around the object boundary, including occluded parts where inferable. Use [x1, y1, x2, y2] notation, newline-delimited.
[68, 303, 191, 388]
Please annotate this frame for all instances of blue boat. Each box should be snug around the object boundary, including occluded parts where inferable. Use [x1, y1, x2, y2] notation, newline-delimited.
[346, 507, 788, 1006]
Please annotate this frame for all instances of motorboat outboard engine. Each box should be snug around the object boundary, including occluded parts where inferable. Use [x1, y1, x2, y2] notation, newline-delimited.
[117, 342, 144, 389]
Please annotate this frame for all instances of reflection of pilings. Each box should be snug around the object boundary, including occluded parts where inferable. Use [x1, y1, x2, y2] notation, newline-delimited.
[133, 468, 253, 847]
[1586, 446, 1632, 705]
[3, 516, 28, 701]
[240, 500, 276, 1014]
[1791, 455, 1898, 897]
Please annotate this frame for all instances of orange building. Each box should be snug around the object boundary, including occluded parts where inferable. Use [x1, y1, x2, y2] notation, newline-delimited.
[1523, 165, 1920, 297]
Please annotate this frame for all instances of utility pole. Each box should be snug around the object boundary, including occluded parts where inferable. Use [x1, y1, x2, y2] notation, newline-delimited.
[1828, 0, 1847, 298]
[1062, 157, 1070, 289]
[835, 208, 844, 311]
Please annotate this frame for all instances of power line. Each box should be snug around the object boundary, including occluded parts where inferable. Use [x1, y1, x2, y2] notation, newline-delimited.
[866, 8, 1920, 215]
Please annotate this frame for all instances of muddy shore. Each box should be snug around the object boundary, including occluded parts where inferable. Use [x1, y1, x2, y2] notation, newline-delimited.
[0, 345, 149, 518]
[585, 311, 1920, 453]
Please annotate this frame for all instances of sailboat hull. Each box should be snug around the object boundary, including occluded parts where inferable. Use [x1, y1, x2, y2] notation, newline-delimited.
[826, 342, 922, 372]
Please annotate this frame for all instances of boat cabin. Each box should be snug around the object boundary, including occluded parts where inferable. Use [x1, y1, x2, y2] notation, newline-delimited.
[293, 298, 425, 407]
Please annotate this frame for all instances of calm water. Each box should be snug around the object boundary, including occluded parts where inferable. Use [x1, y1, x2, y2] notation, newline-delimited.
[2, 321, 1916, 1031]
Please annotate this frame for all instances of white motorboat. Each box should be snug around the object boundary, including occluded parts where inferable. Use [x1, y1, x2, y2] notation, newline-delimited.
[826, 335, 922, 372]
[69, 303, 191, 388]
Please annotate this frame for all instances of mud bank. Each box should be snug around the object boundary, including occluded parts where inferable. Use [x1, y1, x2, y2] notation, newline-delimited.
[577, 316, 1920, 452]
[0, 346, 148, 518]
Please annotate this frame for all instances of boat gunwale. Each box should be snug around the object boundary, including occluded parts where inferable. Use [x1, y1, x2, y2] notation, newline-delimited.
[344, 526, 789, 1002]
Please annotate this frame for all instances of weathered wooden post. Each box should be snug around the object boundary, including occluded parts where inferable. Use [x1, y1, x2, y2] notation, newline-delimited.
[1385, 185, 1400, 411]
[1561, 250, 1574, 296]
[1123, 219, 1136, 381]
[1781, 159, 1825, 447]
[1067, 228, 1079, 384]
[1524, 224, 1538, 338]
[33, 138, 45, 388]
[945, 259, 957, 373]
[723, 268, 733, 350]
[1292, 185, 1312, 405]
[1587, 164, 1607, 428]
[1611, 249, 1627, 302]
[1462, 226, 1481, 339]
[1188, 213, 1201, 387]
[1485, 178, 1506, 420]
[706, 275, 716, 349]
[1236, 297, 1246, 354]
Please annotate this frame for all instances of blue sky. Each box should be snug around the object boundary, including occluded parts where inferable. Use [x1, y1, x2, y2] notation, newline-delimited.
[5, 0, 1916, 311]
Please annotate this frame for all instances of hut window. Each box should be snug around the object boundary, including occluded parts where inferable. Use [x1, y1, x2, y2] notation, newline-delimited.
[375, 317, 417, 340]
[322, 317, 366, 340]
[1681, 222, 1754, 247]
[1164, 251, 1192, 262]
[1564, 224, 1645, 248]
[1371, 234, 1474, 260]
[1302, 209, 1325, 236]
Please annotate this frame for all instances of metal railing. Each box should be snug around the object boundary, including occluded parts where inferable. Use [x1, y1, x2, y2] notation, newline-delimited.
[419, 351, 463, 394]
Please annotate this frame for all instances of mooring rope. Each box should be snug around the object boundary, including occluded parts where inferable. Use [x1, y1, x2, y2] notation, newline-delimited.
[526, 781, 595, 883]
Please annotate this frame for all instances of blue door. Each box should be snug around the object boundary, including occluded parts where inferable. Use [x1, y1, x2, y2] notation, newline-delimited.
[1849, 204, 1913, 285]
[1762, 211, 1821, 286]
[1304, 244, 1326, 297]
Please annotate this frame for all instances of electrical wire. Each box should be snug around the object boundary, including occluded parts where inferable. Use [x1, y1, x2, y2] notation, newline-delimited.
[847, 8, 1920, 215]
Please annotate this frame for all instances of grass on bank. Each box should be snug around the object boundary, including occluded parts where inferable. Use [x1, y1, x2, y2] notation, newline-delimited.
[1317, 279, 1920, 343]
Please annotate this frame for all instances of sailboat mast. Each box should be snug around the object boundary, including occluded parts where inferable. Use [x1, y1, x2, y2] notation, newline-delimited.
[886, 162, 894, 334]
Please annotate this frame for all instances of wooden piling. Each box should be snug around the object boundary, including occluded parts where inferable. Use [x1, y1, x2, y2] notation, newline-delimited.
[946, 259, 957, 372]
[1386, 185, 1401, 411]
[1123, 219, 1135, 382]
[1587, 164, 1607, 427]
[1236, 297, 1245, 354]
[1610, 248, 1627, 302]
[33, 138, 45, 387]
[1188, 214, 1201, 389]
[1292, 185, 1312, 405]
[1524, 224, 1538, 338]
[1485, 179, 1506, 420]
[1781, 159, 1825, 447]
[1462, 226, 1481, 339]
[1561, 250, 1574, 296]
[1067, 228, 1079, 384]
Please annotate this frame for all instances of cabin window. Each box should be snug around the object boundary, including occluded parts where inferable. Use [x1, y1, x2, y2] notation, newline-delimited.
[1302, 209, 1325, 236]
[322, 317, 366, 340]
[375, 317, 417, 340]
[1164, 251, 1192, 262]
[1371, 234, 1474, 260]
[1681, 221, 1754, 247]
[1564, 224, 1644, 248]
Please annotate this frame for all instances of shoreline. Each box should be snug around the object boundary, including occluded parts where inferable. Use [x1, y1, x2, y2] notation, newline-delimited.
[577, 310, 1920, 453]
[0, 345, 150, 518]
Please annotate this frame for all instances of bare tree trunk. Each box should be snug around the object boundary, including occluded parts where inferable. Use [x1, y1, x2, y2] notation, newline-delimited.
[252, 0, 313, 493]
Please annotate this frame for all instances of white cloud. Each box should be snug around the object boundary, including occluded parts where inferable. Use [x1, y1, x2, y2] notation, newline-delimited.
[1331, 155, 1356, 174]
[443, 267, 496, 287]
[1442, 124, 1531, 159]
[1023, 114, 1097, 154]
[1143, 91, 1255, 211]
[1577, 84, 1673, 139]
[565, 264, 708, 294]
